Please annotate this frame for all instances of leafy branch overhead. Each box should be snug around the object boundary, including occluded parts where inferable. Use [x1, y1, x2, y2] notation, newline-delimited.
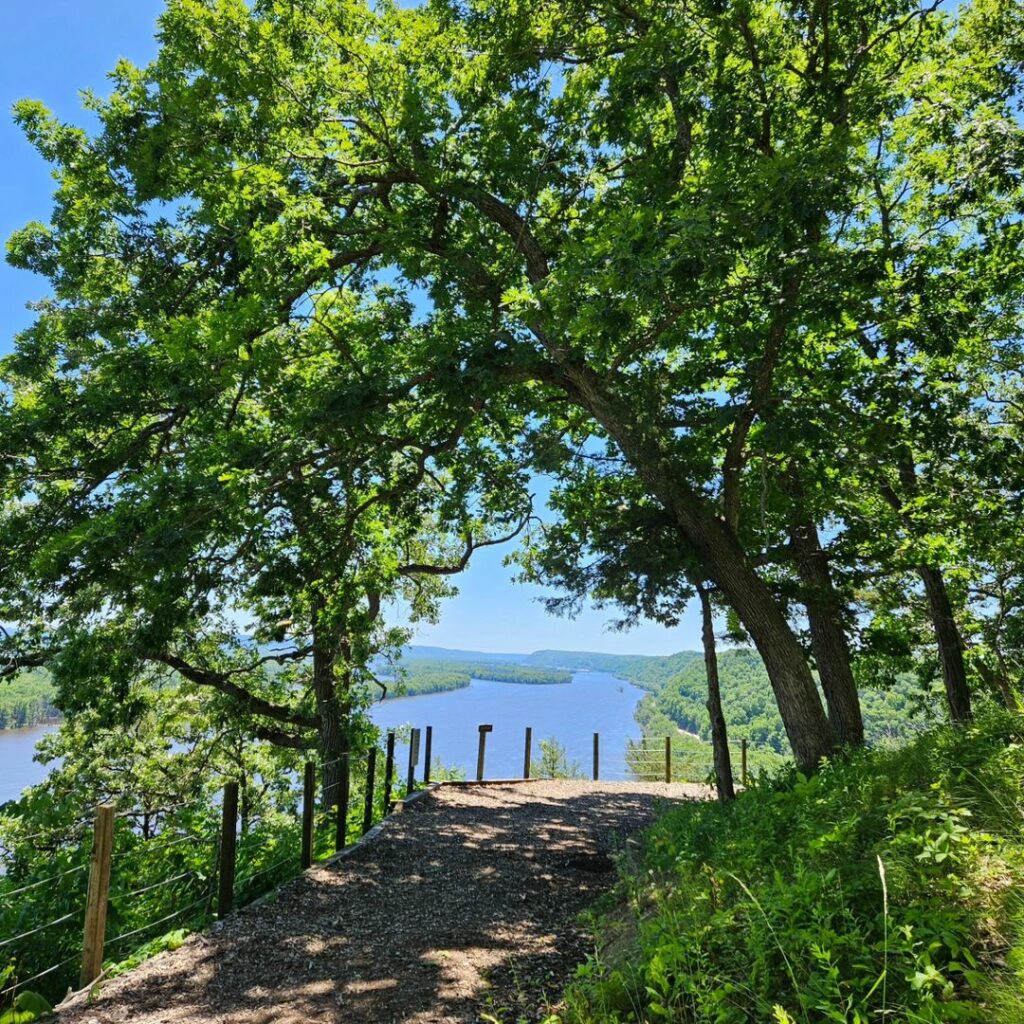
[0, 0, 1022, 777]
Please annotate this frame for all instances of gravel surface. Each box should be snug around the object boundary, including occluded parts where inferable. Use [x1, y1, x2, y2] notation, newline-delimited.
[58, 781, 707, 1024]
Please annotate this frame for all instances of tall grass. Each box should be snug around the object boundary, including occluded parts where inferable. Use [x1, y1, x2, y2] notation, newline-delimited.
[558, 710, 1024, 1023]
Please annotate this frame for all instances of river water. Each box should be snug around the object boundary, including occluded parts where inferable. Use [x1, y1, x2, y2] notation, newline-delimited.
[0, 724, 57, 805]
[369, 670, 646, 780]
[0, 671, 647, 804]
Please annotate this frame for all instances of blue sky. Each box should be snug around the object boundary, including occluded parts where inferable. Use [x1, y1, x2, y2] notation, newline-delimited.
[0, 2, 703, 656]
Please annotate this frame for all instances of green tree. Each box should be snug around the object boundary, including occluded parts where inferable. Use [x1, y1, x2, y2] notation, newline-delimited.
[0, 271, 531, 801]
[3, 0, 1022, 772]
[531, 738, 584, 780]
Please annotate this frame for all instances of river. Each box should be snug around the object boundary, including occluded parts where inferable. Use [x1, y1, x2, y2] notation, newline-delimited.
[370, 670, 646, 780]
[0, 671, 647, 804]
[0, 724, 57, 805]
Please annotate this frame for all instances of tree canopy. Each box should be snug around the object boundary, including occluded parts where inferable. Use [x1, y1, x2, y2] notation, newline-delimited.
[2, 0, 1023, 772]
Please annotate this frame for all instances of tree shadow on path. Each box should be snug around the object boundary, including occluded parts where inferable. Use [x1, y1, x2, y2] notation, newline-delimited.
[58, 782, 702, 1024]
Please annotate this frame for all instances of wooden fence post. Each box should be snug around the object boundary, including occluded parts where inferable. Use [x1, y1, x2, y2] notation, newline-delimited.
[664, 736, 671, 783]
[407, 728, 421, 793]
[523, 727, 532, 779]
[476, 724, 493, 781]
[335, 753, 350, 852]
[217, 781, 239, 917]
[382, 732, 396, 814]
[593, 732, 600, 781]
[301, 762, 315, 869]
[362, 747, 377, 834]
[423, 726, 433, 785]
[79, 803, 115, 988]
[741, 738, 748, 787]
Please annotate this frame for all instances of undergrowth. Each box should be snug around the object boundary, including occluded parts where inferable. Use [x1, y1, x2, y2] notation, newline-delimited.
[556, 712, 1024, 1023]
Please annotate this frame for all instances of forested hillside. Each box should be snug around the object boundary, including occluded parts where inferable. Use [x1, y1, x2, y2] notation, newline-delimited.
[383, 659, 571, 697]
[637, 650, 942, 754]
[401, 643, 941, 754]
[522, 649, 702, 684]
[0, 672, 57, 730]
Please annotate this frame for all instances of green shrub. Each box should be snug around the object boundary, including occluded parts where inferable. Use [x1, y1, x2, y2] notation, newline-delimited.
[560, 712, 1024, 1023]
[532, 738, 585, 780]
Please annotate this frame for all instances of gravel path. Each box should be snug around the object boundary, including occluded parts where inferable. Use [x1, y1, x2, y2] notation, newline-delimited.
[58, 781, 706, 1024]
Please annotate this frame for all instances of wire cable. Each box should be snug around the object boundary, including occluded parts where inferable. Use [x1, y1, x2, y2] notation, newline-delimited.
[108, 869, 199, 904]
[0, 863, 87, 901]
[0, 953, 80, 1001]
[0, 910, 79, 950]
[104, 897, 209, 950]
[235, 855, 295, 890]
[114, 829, 216, 862]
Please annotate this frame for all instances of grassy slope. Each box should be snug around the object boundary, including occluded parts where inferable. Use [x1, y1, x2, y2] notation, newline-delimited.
[559, 712, 1024, 1024]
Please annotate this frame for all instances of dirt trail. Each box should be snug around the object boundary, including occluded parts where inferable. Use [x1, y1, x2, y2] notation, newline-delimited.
[58, 781, 706, 1024]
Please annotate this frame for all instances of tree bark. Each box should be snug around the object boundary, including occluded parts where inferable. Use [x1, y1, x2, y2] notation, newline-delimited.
[699, 586, 735, 802]
[918, 565, 973, 724]
[560, 364, 834, 772]
[788, 513, 864, 747]
[698, 523, 833, 771]
[312, 628, 346, 806]
[240, 776, 251, 835]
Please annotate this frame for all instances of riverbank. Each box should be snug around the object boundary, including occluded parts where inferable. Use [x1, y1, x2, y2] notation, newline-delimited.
[0, 671, 57, 731]
[376, 659, 572, 699]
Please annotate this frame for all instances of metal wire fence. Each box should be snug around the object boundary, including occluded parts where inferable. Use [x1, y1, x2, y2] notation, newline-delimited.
[1, 722, 757, 1011]
[0, 739, 400, 1012]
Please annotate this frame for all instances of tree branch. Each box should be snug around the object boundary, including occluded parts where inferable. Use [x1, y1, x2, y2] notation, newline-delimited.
[149, 652, 318, 729]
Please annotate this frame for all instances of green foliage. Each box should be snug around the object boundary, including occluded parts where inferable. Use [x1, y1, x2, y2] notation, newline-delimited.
[0, 990, 52, 1024]
[531, 738, 584, 780]
[424, 758, 466, 783]
[105, 928, 188, 980]
[0, 674, 57, 731]
[525, 652, 704, 689]
[628, 695, 787, 782]
[386, 659, 572, 698]
[560, 713, 1024, 1023]
[648, 650, 944, 756]
[0, 709, 400, 1010]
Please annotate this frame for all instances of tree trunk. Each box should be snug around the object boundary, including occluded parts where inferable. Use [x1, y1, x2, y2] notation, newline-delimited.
[312, 631, 346, 806]
[680, 515, 833, 771]
[976, 657, 1018, 711]
[699, 587, 734, 802]
[562, 366, 834, 772]
[240, 775, 251, 835]
[918, 565, 973, 724]
[788, 513, 864, 747]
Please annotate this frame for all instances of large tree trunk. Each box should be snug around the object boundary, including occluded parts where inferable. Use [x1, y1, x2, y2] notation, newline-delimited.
[562, 365, 834, 772]
[701, 528, 833, 771]
[788, 513, 865, 747]
[699, 586, 735, 802]
[918, 565, 973, 724]
[312, 630, 346, 806]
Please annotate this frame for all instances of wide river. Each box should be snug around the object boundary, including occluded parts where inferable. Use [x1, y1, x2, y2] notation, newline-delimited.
[0, 671, 646, 804]
[371, 670, 646, 781]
